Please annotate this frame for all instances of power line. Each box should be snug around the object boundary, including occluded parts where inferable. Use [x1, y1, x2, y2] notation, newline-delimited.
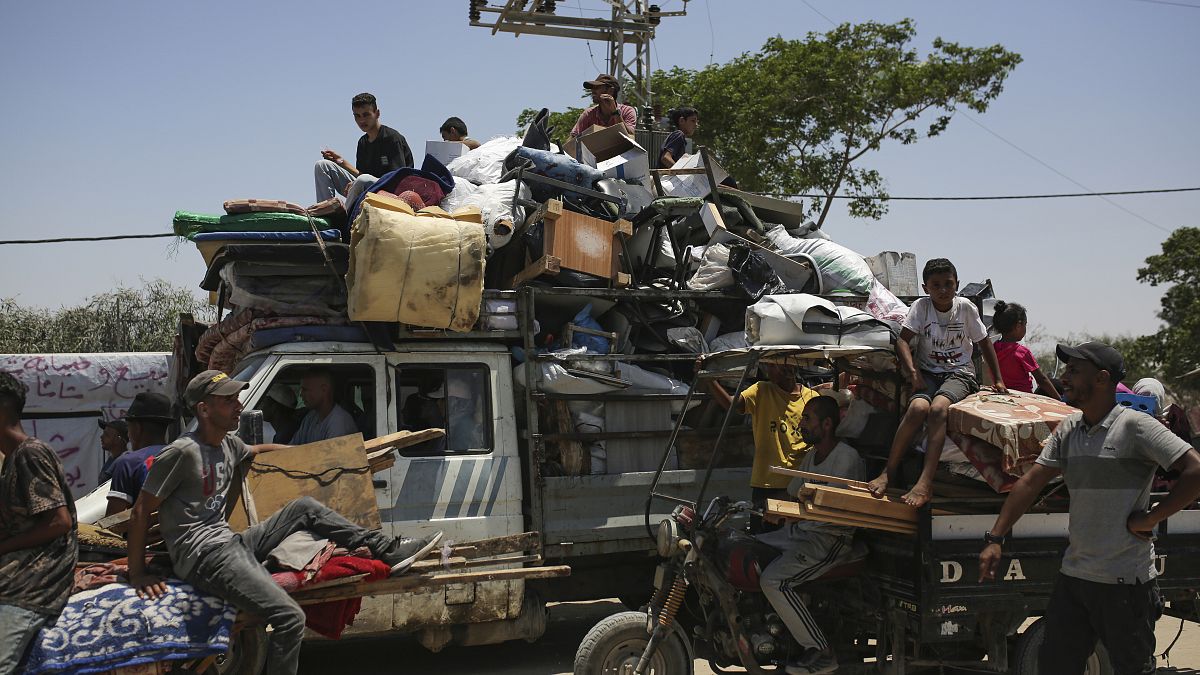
[703, 0, 714, 64]
[0, 233, 177, 246]
[1133, 0, 1200, 8]
[766, 186, 1200, 201]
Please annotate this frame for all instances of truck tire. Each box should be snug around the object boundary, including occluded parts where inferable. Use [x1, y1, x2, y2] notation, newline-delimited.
[1011, 618, 1113, 675]
[574, 611, 692, 675]
[201, 624, 268, 675]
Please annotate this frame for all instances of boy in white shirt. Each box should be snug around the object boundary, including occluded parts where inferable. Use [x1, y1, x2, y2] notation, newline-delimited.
[868, 258, 1005, 507]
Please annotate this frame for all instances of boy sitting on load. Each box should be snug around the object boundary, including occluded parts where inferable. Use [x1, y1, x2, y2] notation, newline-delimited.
[868, 258, 1005, 507]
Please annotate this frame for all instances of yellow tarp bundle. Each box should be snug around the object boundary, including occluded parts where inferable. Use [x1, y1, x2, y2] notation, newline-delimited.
[346, 192, 486, 331]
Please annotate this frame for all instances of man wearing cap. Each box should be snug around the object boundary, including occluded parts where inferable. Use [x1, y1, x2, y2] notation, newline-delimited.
[259, 384, 301, 445]
[570, 74, 637, 137]
[97, 418, 129, 484]
[105, 392, 174, 516]
[979, 342, 1200, 673]
[127, 370, 443, 675]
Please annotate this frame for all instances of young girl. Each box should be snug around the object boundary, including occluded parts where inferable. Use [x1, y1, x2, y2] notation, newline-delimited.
[992, 301, 1060, 398]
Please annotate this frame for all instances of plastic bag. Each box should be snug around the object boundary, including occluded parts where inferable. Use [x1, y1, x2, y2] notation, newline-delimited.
[867, 279, 909, 324]
[765, 225, 875, 294]
[686, 243, 734, 290]
[727, 244, 787, 300]
[447, 136, 522, 185]
[570, 304, 611, 353]
[440, 177, 528, 249]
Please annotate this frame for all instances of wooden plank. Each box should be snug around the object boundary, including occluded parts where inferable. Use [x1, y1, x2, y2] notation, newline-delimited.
[409, 553, 542, 575]
[553, 400, 587, 475]
[769, 466, 873, 491]
[292, 565, 571, 606]
[765, 498, 914, 535]
[511, 255, 561, 286]
[236, 434, 380, 533]
[450, 532, 540, 559]
[810, 485, 919, 523]
[297, 573, 369, 592]
[805, 503, 913, 530]
[364, 429, 445, 454]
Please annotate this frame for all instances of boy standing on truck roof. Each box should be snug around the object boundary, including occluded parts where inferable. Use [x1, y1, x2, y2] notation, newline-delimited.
[0, 372, 78, 673]
[868, 257, 1005, 508]
[315, 92, 414, 202]
[711, 363, 818, 533]
[760, 395, 866, 675]
[127, 370, 442, 675]
[980, 342, 1200, 674]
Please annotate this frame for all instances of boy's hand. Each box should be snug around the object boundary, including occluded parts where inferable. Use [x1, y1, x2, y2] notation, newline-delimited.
[130, 572, 168, 600]
[908, 369, 926, 392]
[991, 382, 1008, 394]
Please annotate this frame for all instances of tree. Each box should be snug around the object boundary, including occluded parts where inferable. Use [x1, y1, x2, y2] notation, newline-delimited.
[0, 279, 215, 354]
[1133, 227, 1200, 400]
[652, 20, 1021, 225]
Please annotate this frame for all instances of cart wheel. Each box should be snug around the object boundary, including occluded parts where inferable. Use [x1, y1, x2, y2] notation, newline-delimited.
[1011, 618, 1113, 675]
[200, 624, 268, 675]
[574, 611, 692, 675]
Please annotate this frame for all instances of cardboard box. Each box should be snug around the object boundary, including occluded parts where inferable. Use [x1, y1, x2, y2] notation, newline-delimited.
[661, 152, 730, 199]
[563, 124, 650, 187]
[425, 140, 469, 167]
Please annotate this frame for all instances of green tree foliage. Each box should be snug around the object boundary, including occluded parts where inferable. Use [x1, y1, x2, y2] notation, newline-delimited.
[1132, 227, 1200, 399]
[516, 106, 585, 151]
[0, 279, 215, 354]
[652, 20, 1021, 225]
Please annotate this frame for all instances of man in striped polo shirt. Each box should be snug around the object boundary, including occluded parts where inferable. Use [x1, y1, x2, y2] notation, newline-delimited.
[979, 342, 1200, 674]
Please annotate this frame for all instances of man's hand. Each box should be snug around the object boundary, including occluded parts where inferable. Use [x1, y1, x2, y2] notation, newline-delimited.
[596, 93, 618, 117]
[321, 148, 343, 164]
[130, 571, 168, 600]
[990, 382, 1009, 394]
[1127, 510, 1156, 542]
[978, 542, 1003, 581]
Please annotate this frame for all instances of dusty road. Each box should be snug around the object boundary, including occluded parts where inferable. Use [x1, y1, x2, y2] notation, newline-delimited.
[299, 599, 1200, 674]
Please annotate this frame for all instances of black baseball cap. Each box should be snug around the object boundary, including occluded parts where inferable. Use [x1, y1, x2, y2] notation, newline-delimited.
[1056, 341, 1126, 382]
[97, 418, 128, 437]
[184, 369, 248, 408]
[125, 392, 175, 422]
[584, 74, 619, 90]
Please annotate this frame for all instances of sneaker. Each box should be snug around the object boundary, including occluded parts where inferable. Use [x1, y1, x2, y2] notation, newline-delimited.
[388, 531, 444, 576]
[784, 651, 837, 675]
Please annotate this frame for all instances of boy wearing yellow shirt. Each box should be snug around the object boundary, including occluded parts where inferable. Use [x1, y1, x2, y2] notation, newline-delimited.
[711, 364, 818, 532]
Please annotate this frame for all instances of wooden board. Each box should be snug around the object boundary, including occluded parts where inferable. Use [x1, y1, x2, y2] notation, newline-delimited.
[804, 503, 914, 532]
[291, 565, 572, 606]
[364, 428, 444, 454]
[766, 498, 915, 535]
[544, 209, 630, 279]
[810, 485, 919, 523]
[769, 466, 873, 491]
[229, 433, 380, 533]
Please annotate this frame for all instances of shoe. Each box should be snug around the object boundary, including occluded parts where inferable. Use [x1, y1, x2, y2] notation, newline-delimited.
[388, 531, 444, 576]
[784, 651, 837, 675]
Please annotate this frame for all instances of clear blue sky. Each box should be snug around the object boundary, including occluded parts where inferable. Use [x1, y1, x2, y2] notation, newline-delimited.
[1, 0, 1196, 344]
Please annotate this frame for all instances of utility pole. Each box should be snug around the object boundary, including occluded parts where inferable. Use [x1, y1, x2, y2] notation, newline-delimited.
[467, 0, 688, 111]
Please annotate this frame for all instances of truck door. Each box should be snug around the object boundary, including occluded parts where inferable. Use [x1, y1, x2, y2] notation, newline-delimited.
[383, 351, 524, 632]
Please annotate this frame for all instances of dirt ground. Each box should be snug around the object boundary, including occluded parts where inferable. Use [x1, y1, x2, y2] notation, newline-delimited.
[299, 599, 1200, 674]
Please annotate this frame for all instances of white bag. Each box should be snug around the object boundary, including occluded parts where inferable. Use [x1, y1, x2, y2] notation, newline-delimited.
[745, 294, 893, 348]
[447, 136, 522, 185]
[686, 243, 734, 290]
[765, 225, 876, 294]
[440, 177, 528, 249]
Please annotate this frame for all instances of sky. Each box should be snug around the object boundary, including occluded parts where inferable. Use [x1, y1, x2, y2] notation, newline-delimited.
[0, 0, 1196, 346]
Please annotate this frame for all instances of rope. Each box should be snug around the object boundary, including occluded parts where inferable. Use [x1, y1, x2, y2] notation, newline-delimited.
[248, 461, 370, 487]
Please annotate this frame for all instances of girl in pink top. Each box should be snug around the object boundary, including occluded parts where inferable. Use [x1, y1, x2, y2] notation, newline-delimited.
[992, 301, 1060, 399]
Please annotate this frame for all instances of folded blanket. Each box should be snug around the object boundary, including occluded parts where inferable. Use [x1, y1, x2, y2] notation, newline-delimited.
[24, 581, 236, 674]
[173, 210, 330, 239]
[303, 557, 391, 639]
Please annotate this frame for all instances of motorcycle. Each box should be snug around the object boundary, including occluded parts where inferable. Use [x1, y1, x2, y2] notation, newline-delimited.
[575, 495, 879, 674]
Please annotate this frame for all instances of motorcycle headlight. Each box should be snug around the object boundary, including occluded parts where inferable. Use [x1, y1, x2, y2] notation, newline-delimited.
[657, 518, 680, 557]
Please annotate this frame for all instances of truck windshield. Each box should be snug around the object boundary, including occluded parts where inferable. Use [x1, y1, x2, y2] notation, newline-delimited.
[230, 356, 267, 393]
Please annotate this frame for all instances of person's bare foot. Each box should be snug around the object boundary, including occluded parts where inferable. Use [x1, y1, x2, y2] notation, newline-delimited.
[902, 483, 932, 508]
[867, 472, 890, 499]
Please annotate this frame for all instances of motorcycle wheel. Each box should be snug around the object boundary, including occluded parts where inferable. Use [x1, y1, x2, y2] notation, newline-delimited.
[194, 624, 268, 675]
[574, 611, 692, 675]
[1011, 618, 1113, 675]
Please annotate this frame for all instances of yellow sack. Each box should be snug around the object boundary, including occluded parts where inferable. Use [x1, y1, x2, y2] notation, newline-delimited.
[346, 193, 485, 331]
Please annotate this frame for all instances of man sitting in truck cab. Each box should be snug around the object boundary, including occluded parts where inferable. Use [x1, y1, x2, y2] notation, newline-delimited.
[710, 363, 818, 532]
[291, 368, 359, 445]
[760, 395, 866, 675]
[127, 370, 443, 675]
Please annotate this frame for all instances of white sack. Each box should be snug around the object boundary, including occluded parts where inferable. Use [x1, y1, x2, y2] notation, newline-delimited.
[447, 136, 522, 185]
[765, 225, 876, 295]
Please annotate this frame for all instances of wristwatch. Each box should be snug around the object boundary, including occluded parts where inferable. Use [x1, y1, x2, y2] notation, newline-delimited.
[983, 531, 1008, 546]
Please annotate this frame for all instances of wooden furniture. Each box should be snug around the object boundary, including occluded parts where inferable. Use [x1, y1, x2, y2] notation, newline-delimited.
[512, 198, 632, 288]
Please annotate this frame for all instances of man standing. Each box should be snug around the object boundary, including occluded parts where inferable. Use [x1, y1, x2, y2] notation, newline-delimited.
[315, 92, 414, 202]
[291, 369, 359, 445]
[97, 417, 129, 483]
[127, 370, 442, 675]
[760, 396, 866, 675]
[570, 74, 637, 137]
[105, 392, 174, 515]
[711, 363, 818, 532]
[979, 342, 1200, 674]
[0, 372, 78, 673]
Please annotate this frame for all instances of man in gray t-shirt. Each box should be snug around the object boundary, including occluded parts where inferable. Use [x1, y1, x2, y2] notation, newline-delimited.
[291, 368, 360, 445]
[979, 342, 1200, 674]
[126, 370, 442, 675]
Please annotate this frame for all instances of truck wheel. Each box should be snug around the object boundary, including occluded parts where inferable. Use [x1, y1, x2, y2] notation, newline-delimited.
[574, 611, 692, 675]
[202, 624, 268, 675]
[1011, 618, 1113, 675]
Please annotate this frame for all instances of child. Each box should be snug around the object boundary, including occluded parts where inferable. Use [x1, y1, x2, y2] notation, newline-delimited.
[991, 301, 1060, 399]
[868, 258, 1006, 507]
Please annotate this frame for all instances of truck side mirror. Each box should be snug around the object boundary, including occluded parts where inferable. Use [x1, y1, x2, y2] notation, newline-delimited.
[238, 410, 264, 445]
